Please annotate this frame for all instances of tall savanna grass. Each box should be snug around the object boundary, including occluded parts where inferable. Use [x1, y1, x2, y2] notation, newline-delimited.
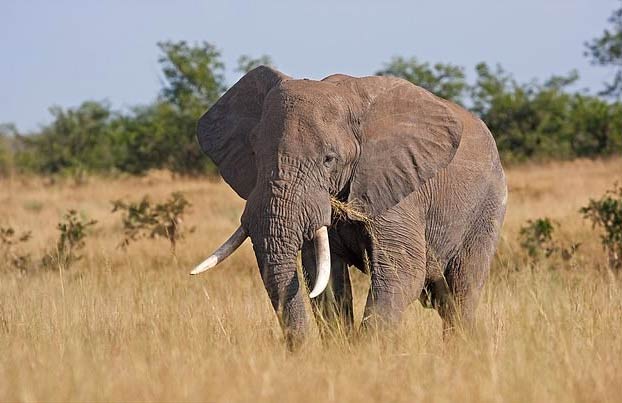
[0, 158, 621, 402]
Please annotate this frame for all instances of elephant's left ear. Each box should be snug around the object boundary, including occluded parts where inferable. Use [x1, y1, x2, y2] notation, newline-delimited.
[348, 77, 463, 217]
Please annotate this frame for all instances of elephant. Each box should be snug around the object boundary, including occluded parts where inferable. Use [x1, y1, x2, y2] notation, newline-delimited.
[191, 66, 507, 348]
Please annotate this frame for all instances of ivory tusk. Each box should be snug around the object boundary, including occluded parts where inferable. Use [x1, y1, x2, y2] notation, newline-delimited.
[309, 226, 331, 298]
[190, 226, 248, 275]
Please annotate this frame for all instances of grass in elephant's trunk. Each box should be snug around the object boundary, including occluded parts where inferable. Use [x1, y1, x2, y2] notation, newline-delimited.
[0, 157, 621, 402]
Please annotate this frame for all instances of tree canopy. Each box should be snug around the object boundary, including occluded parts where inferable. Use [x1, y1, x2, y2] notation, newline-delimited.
[585, 2, 622, 97]
[236, 54, 275, 74]
[376, 56, 468, 104]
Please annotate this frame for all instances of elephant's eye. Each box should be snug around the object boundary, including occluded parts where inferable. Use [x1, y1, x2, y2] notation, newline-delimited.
[323, 153, 337, 168]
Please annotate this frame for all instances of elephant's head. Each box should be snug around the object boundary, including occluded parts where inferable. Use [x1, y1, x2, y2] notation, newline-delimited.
[191, 66, 462, 346]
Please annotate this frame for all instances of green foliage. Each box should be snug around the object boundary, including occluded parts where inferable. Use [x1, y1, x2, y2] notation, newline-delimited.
[567, 95, 622, 157]
[16, 101, 115, 174]
[0, 226, 32, 272]
[236, 54, 275, 74]
[158, 40, 226, 111]
[376, 56, 468, 104]
[585, 2, 622, 97]
[519, 218, 557, 259]
[0, 134, 10, 177]
[519, 218, 580, 264]
[580, 183, 622, 270]
[471, 63, 571, 161]
[109, 101, 215, 175]
[0, 123, 17, 177]
[44, 210, 97, 269]
[152, 41, 227, 174]
[471, 63, 621, 162]
[111, 192, 193, 253]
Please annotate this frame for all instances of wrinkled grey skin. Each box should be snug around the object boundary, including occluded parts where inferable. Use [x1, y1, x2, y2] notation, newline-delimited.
[198, 66, 507, 348]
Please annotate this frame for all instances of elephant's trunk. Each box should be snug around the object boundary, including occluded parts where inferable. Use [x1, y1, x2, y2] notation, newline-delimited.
[251, 213, 309, 348]
[242, 178, 332, 347]
[258, 258, 308, 348]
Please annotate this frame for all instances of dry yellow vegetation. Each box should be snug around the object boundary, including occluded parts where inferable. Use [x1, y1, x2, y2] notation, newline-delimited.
[1, 157, 621, 402]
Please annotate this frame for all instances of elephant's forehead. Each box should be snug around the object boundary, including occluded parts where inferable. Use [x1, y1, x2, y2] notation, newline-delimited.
[269, 80, 349, 118]
[261, 81, 351, 146]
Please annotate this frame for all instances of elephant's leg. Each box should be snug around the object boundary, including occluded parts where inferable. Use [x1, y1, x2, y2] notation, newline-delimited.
[301, 242, 354, 337]
[437, 257, 485, 336]
[437, 209, 503, 336]
[362, 213, 427, 330]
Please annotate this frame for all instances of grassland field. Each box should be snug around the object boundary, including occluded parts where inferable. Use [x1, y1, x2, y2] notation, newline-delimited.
[0, 157, 621, 402]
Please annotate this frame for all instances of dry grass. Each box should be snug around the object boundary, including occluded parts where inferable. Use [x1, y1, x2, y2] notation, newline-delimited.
[1, 157, 621, 402]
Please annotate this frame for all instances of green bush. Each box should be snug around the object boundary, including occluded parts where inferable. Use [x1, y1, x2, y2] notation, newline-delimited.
[111, 192, 193, 253]
[519, 218, 557, 259]
[0, 226, 32, 272]
[0, 135, 10, 177]
[16, 102, 116, 174]
[580, 183, 622, 270]
[519, 218, 580, 265]
[0, 124, 17, 177]
[43, 210, 97, 270]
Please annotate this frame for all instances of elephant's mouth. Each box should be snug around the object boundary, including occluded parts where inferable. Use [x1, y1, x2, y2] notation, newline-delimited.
[190, 225, 331, 298]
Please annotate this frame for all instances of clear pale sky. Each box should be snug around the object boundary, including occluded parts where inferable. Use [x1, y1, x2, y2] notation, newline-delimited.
[0, 0, 618, 132]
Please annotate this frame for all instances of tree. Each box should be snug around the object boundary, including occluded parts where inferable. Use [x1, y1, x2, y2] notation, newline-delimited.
[568, 95, 622, 157]
[0, 123, 17, 176]
[16, 101, 115, 174]
[150, 41, 227, 174]
[236, 54, 275, 74]
[469, 62, 619, 162]
[470, 63, 515, 117]
[109, 101, 216, 175]
[585, 2, 622, 97]
[157, 41, 226, 111]
[376, 56, 468, 104]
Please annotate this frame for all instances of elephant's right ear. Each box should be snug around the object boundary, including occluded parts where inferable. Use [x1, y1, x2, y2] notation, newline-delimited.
[197, 66, 291, 199]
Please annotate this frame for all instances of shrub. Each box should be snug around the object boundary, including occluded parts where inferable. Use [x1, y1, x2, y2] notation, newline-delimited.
[43, 210, 97, 270]
[519, 218, 557, 259]
[0, 226, 32, 272]
[519, 217, 580, 265]
[111, 192, 193, 253]
[580, 183, 622, 270]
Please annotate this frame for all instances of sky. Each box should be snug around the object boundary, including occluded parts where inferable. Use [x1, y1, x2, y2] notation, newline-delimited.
[0, 0, 619, 132]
